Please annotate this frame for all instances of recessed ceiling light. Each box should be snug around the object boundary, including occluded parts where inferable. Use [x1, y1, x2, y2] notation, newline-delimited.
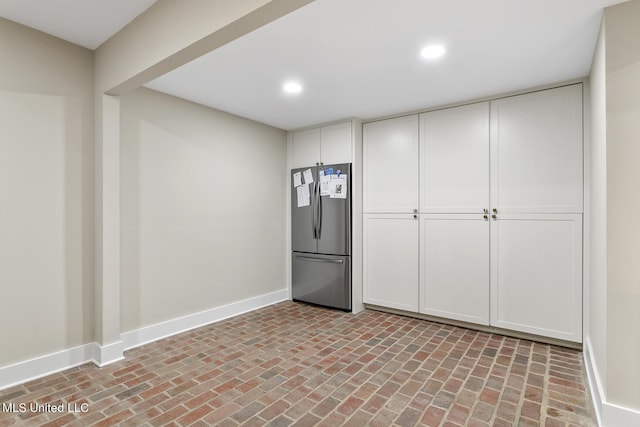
[283, 81, 303, 95]
[420, 44, 446, 60]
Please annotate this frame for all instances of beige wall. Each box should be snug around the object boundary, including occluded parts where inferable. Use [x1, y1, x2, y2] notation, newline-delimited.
[0, 18, 94, 365]
[0, 1, 303, 372]
[588, 20, 607, 395]
[92, 0, 313, 356]
[604, 0, 640, 410]
[120, 88, 287, 331]
[588, 1, 640, 420]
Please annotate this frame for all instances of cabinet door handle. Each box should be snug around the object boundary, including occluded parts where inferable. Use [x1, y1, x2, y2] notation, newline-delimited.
[413, 214, 417, 219]
[483, 208, 489, 214]
[492, 214, 497, 221]
[483, 215, 488, 220]
[492, 208, 498, 214]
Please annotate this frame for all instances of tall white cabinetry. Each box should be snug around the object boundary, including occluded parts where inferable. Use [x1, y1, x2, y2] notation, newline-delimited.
[490, 86, 583, 342]
[363, 84, 584, 343]
[419, 102, 491, 325]
[362, 115, 419, 311]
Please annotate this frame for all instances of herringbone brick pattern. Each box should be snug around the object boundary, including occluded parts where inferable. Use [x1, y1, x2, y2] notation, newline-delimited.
[0, 302, 596, 426]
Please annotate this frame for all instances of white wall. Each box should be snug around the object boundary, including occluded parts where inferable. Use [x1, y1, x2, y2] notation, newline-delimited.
[588, 18, 607, 399]
[120, 88, 287, 331]
[92, 0, 312, 356]
[0, 18, 94, 366]
[586, 1, 640, 424]
[604, 0, 640, 411]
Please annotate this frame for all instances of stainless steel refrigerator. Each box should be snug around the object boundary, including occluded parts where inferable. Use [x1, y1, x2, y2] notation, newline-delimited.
[291, 163, 351, 311]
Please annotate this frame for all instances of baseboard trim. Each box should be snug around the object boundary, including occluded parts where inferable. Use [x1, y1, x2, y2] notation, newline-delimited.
[583, 338, 604, 426]
[602, 402, 640, 427]
[584, 338, 640, 426]
[95, 341, 125, 367]
[121, 289, 289, 351]
[0, 343, 98, 391]
[0, 290, 288, 391]
[364, 303, 582, 349]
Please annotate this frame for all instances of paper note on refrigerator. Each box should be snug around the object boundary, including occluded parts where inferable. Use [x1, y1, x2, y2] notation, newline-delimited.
[303, 168, 314, 184]
[293, 171, 302, 188]
[329, 174, 347, 199]
[296, 184, 310, 207]
[320, 174, 331, 196]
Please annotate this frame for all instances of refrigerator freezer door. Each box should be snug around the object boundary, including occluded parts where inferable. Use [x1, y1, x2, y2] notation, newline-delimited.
[291, 166, 318, 253]
[317, 163, 351, 256]
[292, 252, 351, 311]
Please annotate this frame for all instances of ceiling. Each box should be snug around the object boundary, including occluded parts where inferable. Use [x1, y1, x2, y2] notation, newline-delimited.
[0, 0, 626, 130]
[0, 0, 156, 49]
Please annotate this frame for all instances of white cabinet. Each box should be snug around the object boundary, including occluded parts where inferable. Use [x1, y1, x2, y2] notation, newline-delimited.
[491, 214, 583, 342]
[363, 115, 419, 213]
[420, 214, 490, 325]
[420, 103, 489, 213]
[418, 103, 491, 326]
[291, 121, 353, 168]
[362, 84, 584, 342]
[291, 127, 320, 168]
[362, 115, 419, 311]
[491, 85, 583, 214]
[488, 84, 584, 342]
[320, 122, 353, 165]
[363, 214, 419, 312]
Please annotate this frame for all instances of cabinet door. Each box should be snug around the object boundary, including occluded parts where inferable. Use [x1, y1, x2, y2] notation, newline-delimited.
[420, 214, 490, 325]
[321, 122, 352, 165]
[420, 103, 489, 213]
[363, 214, 419, 312]
[491, 85, 583, 214]
[363, 115, 419, 213]
[490, 214, 583, 342]
[292, 128, 321, 169]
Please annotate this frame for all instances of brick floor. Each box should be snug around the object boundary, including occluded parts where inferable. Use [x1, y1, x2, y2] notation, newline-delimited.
[0, 301, 597, 426]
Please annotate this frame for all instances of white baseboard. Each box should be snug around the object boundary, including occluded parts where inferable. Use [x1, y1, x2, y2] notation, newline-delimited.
[584, 338, 604, 426]
[584, 338, 640, 427]
[0, 290, 288, 391]
[94, 341, 125, 367]
[120, 289, 288, 350]
[602, 402, 640, 427]
[0, 343, 98, 391]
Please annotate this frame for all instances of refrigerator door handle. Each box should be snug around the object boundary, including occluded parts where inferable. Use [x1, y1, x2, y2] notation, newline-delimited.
[295, 255, 344, 264]
[311, 181, 317, 239]
[314, 180, 320, 239]
[317, 181, 322, 239]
